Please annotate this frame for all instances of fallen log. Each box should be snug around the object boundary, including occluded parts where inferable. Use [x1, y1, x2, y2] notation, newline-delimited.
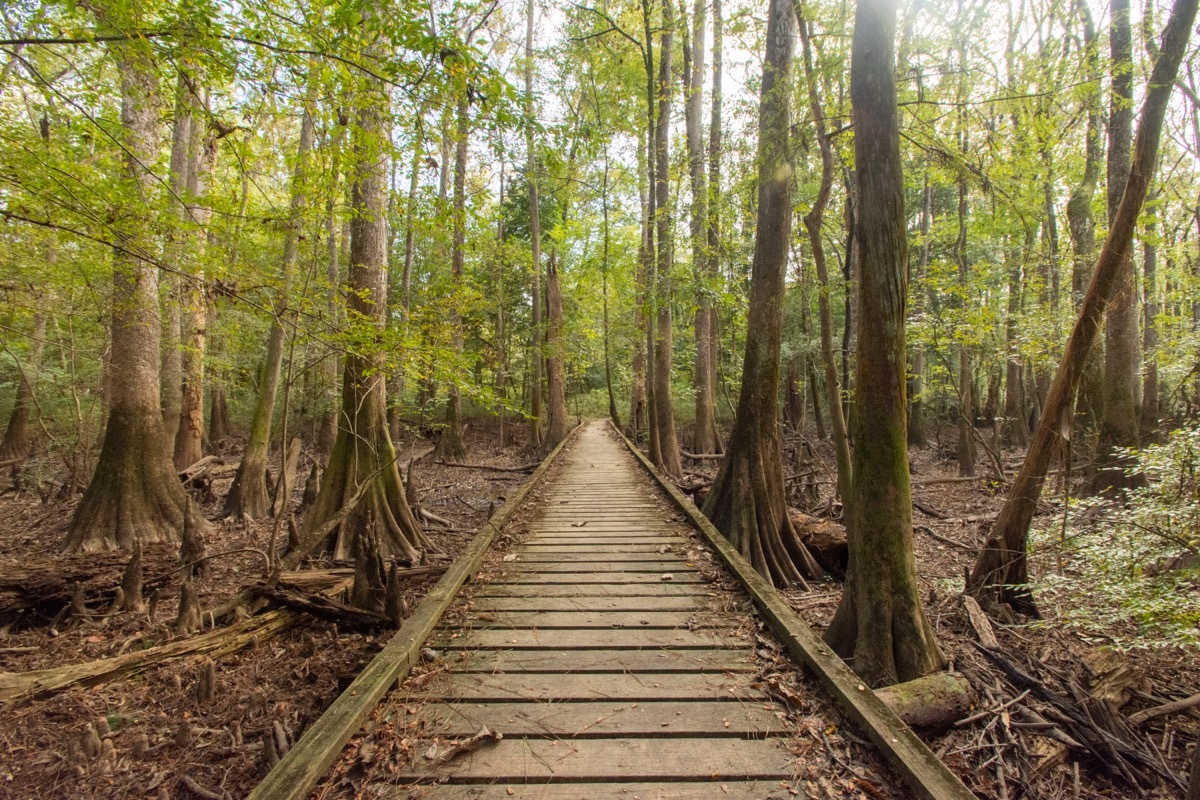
[433, 459, 538, 473]
[961, 595, 999, 648]
[251, 585, 393, 631]
[0, 609, 299, 709]
[681, 451, 723, 461]
[876, 672, 972, 731]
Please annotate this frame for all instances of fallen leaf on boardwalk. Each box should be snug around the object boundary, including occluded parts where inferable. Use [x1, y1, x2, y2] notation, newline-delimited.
[502, 554, 517, 562]
[661, 573, 673, 581]
[424, 725, 503, 764]
[571, 521, 588, 527]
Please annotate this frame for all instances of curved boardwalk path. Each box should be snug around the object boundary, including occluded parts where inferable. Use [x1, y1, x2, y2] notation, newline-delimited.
[392, 422, 796, 797]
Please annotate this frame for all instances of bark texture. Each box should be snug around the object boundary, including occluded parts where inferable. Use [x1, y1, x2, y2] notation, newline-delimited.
[824, 0, 945, 687]
[67, 32, 204, 552]
[0, 311, 47, 463]
[701, 0, 822, 590]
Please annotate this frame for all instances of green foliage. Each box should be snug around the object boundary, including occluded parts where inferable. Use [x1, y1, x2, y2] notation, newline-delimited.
[1033, 424, 1200, 650]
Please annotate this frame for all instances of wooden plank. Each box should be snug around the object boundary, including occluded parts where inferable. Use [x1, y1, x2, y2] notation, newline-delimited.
[441, 647, 754, 673]
[394, 737, 793, 781]
[245, 426, 581, 800]
[433, 628, 747, 650]
[410, 672, 767, 702]
[376, 780, 788, 799]
[509, 551, 684, 561]
[499, 560, 693, 573]
[451, 610, 726, 629]
[611, 421, 976, 800]
[510, 543, 684, 554]
[518, 536, 688, 545]
[469, 595, 701, 611]
[419, 700, 787, 737]
[487, 573, 705, 585]
[471, 583, 706, 598]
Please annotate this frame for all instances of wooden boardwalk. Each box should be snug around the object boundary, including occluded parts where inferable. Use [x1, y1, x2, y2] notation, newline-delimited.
[392, 422, 797, 797]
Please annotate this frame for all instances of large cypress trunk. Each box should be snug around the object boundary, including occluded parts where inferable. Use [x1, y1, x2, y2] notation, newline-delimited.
[302, 68, 430, 563]
[967, 0, 1198, 614]
[823, 0, 945, 687]
[67, 31, 205, 552]
[701, 0, 822, 590]
[225, 103, 315, 519]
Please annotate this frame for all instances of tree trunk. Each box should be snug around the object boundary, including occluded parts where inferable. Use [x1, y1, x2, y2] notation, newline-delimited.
[798, 5, 851, 503]
[1141, 196, 1159, 437]
[174, 102, 218, 471]
[67, 31, 205, 552]
[686, 0, 719, 456]
[1003, 241, 1031, 446]
[208, 384, 231, 443]
[1093, 0, 1142, 491]
[0, 311, 47, 463]
[525, 0, 544, 451]
[706, 0, 723, 441]
[317, 117, 346, 462]
[627, 140, 648, 440]
[955, 166, 976, 476]
[824, 0, 945, 687]
[544, 248, 568, 450]
[225, 102, 315, 520]
[160, 71, 191, 454]
[302, 64, 430, 563]
[434, 89, 470, 463]
[652, 0, 683, 478]
[702, 0, 822, 590]
[601, 155, 621, 430]
[967, 0, 1197, 614]
[1066, 0, 1105, 432]
[908, 176, 932, 448]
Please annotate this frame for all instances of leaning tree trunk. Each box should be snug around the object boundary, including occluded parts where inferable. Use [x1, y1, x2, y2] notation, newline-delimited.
[66, 33, 206, 552]
[0, 311, 47, 463]
[967, 0, 1198, 614]
[702, 0, 823, 590]
[798, 4, 851, 503]
[651, 0, 683, 478]
[174, 106, 218, 470]
[225, 102, 315, 520]
[823, 0, 945, 687]
[433, 90, 470, 463]
[301, 68, 431, 563]
[1092, 0, 1142, 494]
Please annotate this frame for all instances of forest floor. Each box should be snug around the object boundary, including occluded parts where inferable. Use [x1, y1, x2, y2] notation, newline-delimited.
[0, 415, 1195, 799]
[0, 418, 537, 800]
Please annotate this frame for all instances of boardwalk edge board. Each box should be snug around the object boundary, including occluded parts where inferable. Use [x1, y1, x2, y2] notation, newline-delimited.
[246, 425, 581, 800]
[609, 421, 976, 800]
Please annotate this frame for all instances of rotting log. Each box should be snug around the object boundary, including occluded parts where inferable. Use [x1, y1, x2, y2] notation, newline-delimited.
[610, 420, 976, 800]
[0, 609, 299, 709]
[246, 424, 579, 800]
[876, 672, 972, 731]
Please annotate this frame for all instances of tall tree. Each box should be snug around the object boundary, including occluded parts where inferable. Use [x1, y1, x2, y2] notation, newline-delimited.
[225, 99, 315, 520]
[685, 0, 720, 455]
[968, 0, 1198, 614]
[67, 14, 205, 551]
[702, 0, 823, 589]
[525, 0, 544, 450]
[301, 58, 429, 563]
[651, 0, 683, 477]
[1093, 0, 1143, 489]
[797, 3, 851, 503]
[823, 0, 944, 686]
